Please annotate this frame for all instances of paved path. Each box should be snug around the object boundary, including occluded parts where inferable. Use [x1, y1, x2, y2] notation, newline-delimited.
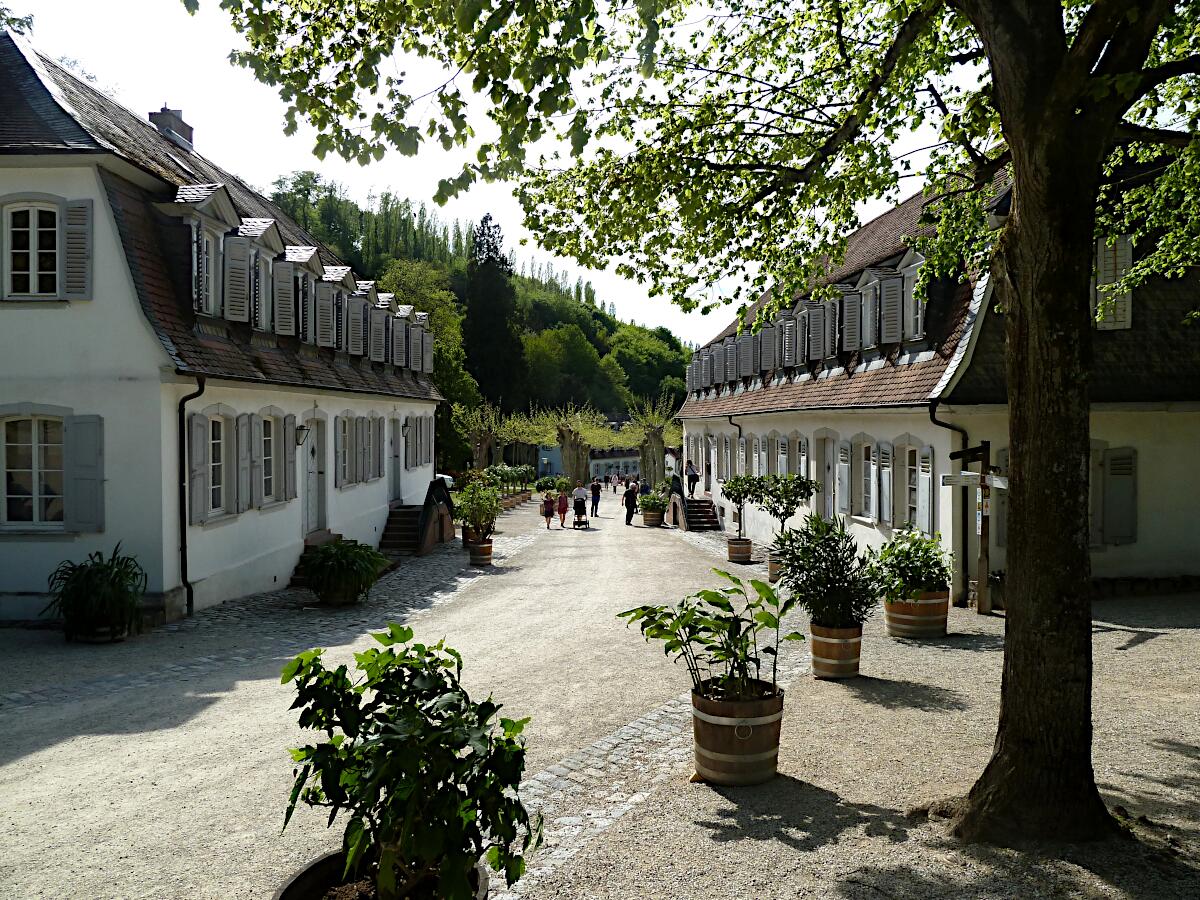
[0, 504, 796, 899]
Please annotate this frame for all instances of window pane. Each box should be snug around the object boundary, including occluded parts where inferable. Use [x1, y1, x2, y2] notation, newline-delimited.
[37, 273, 57, 294]
[37, 209, 56, 229]
[11, 274, 29, 294]
[38, 227, 56, 251]
[39, 420, 62, 444]
[10, 209, 28, 228]
[7, 469, 33, 495]
[211, 464, 222, 488]
[6, 419, 31, 443]
[40, 471, 63, 497]
[38, 251, 56, 273]
[6, 444, 32, 469]
[11, 251, 29, 273]
[11, 229, 28, 251]
[41, 497, 64, 522]
[6, 498, 32, 521]
[211, 487, 222, 508]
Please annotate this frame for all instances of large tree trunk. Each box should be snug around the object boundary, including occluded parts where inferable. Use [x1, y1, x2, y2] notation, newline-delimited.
[952, 123, 1118, 844]
[557, 427, 591, 483]
[639, 430, 666, 488]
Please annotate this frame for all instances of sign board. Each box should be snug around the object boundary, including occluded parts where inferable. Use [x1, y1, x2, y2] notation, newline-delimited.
[942, 471, 981, 487]
[987, 474, 1008, 490]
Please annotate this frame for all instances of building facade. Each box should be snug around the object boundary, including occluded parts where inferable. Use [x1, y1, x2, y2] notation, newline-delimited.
[0, 33, 442, 621]
[679, 188, 1200, 600]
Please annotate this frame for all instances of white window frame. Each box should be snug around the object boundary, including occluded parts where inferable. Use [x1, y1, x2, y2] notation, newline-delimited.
[777, 439, 789, 478]
[901, 256, 925, 340]
[199, 229, 222, 315]
[209, 416, 227, 515]
[255, 253, 273, 331]
[262, 416, 276, 501]
[338, 416, 351, 485]
[737, 437, 747, 476]
[904, 446, 919, 528]
[1, 415, 64, 527]
[855, 440, 875, 519]
[5, 203, 59, 299]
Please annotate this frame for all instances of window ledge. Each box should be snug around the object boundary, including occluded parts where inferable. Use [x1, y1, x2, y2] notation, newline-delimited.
[2, 296, 71, 306]
[0, 528, 76, 540]
[202, 512, 239, 529]
[849, 515, 879, 527]
[257, 499, 290, 513]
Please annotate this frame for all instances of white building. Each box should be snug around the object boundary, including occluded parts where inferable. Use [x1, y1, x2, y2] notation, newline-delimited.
[0, 33, 442, 621]
[679, 188, 1200, 600]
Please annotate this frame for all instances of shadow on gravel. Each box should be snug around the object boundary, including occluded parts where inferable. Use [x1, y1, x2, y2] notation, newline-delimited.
[1092, 595, 1200, 632]
[836, 675, 969, 712]
[697, 775, 911, 852]
[890, 631, 1005, 654]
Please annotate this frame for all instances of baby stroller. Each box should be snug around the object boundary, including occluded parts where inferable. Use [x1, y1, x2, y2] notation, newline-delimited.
[572, 495, 590, 529]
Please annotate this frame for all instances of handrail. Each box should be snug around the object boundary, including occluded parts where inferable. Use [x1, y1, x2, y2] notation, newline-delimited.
[416, 476, 455, 554]
[669, 473, 689, 529]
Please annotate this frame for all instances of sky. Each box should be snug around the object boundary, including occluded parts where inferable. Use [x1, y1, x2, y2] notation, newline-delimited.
[22, 0, 730, 345]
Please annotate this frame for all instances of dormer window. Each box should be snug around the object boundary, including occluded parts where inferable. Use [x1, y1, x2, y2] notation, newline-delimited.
[6, 205, 57, 296]
[900, 254, 925, 340]
[253, 251, 272, 331]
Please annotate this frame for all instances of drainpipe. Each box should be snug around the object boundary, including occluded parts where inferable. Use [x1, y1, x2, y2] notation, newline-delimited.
[928, 398, 970, 605]
[178, 375, 207, 616]
[726, 415, 744, 537]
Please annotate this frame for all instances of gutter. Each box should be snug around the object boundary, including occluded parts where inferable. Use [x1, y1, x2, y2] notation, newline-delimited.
[178, 374, 207, 616]
[928, 399, 970, 605]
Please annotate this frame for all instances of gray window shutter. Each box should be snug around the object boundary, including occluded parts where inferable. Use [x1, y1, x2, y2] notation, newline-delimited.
[759, 324, 777, 370]
[369, 309, 387, 362]
[223, 236, 251, 323]
[841, 291, 862, 351]
[360, 416, 371, 481]
[392, 319, 408, 368]
[917, 446, 933, 534]
[334, 416, 345, 487]
[250, 414, 264, 508]
[283, 414, 298, 500]
[1102, 447, 1137, 544]
[316, 284, 336, 347]
[404, 416, 413, 470]
[423, 331, 434, 373]
[686, 360, 694, 392]
[711, 345, 724, 382]
[348, 297, 366, 355]
[724, 338, 738, 381]
[63, 414, 104, 532]
[780, 315, 796, 366]
[737, 334, 751, 377]
[350, 416, 362, 484]
[994, 447, 1008, 548]
[878, 442, 893, 526]
[836, 441, 851, 514]
[236, 413, 251, 513]
[869, 445, 879, 521]
[187, 413, 208, 525]
[824, 298, 839, 357]
[63, 199, 93, 301]
[807, 305, 826, 360]
[273, 261, 296, 336]
[374, 417, 385, 478]
[1095, 236, 1133, 330]
[409, 325, 423, 372]
[880, 274, 904, 343]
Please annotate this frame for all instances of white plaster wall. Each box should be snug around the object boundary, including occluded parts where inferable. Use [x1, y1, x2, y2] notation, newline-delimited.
[0, 165, 170, 618]
[164, 380, 438, 613]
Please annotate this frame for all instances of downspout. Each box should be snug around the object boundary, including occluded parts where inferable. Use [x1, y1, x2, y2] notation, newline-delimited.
[178, 375, 207, 616]
[726, 415, 744, 537]
[928, 398, 970, 605]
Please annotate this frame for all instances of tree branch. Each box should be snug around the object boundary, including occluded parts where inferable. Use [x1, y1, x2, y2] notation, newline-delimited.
[1114, 123, 1196, 148]
[1137, 54, 1200, 94]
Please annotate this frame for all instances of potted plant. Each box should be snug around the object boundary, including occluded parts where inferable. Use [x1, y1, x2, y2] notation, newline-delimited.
[534, 475, 556, 494]
[300, 540, 388, 606]
[755, 474, 820, 582]
[773, 513, 876, 678]
[870, 529, 955, 638]
[619, 571, 804, 785]
[458, 480, 502, 566]
[719, 474, 760, 563]
[278, 623, 541, 899]
[43, 544, 146, 642]
[638, 490, 668, 527]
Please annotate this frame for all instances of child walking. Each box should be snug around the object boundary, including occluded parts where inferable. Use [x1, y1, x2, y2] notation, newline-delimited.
[541, 491, 555, 529]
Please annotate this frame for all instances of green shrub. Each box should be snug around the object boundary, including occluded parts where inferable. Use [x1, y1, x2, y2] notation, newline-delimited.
[554, 476, 571, 492]
[534, 475, 556, 493]
[755, 474, 820, 531]
[44, 544, 146, 641]
[638, 491, 669, 513]
[720, 474, 761, 538]
[870, 529, 953, 602]
[773, 513, 877, 628]
[457, 480, 503, 542]
[283, 624, 541, 899]
[619, 570, 804, 701]
[300, 540, 388, 606]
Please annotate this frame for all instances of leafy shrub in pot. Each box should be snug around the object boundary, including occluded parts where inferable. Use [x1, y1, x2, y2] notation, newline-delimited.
[619, 571, 804, 784]
[44, 544, 146, 641]
[773, 513, 876, 677]
[870, 529, 954, 638]
[282, 624, 541, 899]
[534, 475, 555, 493]
[719, 475, 760, 539]
[300, 540, 388, 606]
[638, 491, 668, 513]
[457, 481, 503, 544]
[756, 474, 821, 580]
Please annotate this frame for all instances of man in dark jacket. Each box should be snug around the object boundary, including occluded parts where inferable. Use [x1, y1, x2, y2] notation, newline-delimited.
[623, 480, 639, 525]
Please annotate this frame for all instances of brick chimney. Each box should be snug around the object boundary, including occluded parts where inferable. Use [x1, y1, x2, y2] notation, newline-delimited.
[148, 106, 194, 151]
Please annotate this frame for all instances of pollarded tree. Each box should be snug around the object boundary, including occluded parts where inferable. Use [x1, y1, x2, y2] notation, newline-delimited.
[529, 405, 621, 483]
[451, 400, 502, 471]
[623, 394, 684, 490]
[197, 0, 1200, 845]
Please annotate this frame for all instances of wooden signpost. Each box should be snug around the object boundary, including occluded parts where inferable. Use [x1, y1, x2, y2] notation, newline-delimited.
[946, 440, 1001, 615]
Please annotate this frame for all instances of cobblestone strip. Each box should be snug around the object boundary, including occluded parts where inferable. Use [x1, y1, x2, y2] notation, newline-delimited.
[0, 513, 543, 714]
[492, 639, 812, 899]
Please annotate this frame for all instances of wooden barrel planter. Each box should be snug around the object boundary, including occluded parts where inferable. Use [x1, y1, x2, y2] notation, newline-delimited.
[691, 679, 784, 786]
[641, 510, 664, 527]
[809, 624, 862, 679]
[462, 525, 478, 548]
[727, 537, 752, 563]
[884, 591, 949, 638]
[767, 553, 781, 584]
[274, 852, 489, 900]
[468, 539, 493, 567]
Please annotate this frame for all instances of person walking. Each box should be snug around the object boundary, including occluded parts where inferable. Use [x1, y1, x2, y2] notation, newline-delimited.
[572, 480, 588, 524]
[556, 487, 570, 528]
[590, 476, 602, 517]
[686, 460, 699, 497]
[623, 479, 640, 526]
[541, 491, 555, 529]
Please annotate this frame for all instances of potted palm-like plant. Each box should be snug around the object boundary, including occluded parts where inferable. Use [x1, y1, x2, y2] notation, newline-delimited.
[300, 540, 388, 606]
[638, 490, 668, 527]
[458, 481, 503, 566]
[719, 474, 760, 563]
[773, 513, 876, 678]
[619, 571, 804, 785]
[43, 544, 147, 642]
[277, 624, 541, 899]
[871, 530, 954, 638]
[754, 474, 820, 582]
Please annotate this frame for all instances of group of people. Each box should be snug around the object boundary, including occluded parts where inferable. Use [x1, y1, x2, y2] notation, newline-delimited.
[537, 474, 653, 528]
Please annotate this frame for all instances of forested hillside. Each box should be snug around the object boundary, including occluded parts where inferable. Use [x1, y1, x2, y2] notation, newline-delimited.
[270, 172, 689, 467]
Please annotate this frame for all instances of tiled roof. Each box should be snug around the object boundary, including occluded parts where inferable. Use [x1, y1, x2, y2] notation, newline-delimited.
[175, 183, 223, 204]
[237, 218, 276, 238]
[0, 34, 100, 152]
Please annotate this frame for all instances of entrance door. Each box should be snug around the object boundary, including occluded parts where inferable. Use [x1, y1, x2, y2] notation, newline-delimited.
[822, 437, 836, 519]
[389, 417, 403, 502]
[303, 418, 326, 535]
[704, 437, 713, 493]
